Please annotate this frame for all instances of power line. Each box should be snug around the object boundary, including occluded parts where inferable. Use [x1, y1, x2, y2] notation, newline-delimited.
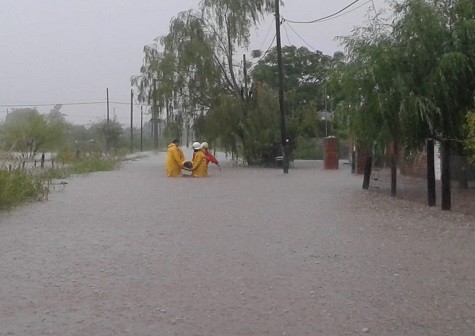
[256, 33, 276, 63]
[0, 101, 150, 108]
[284, 22, 317, 51]
[371, 0, 377, 14]
[111, 101, 150, 106]
[315, 0, 371, 23]
[0, 102, 105, 107]
[284, 0, 361, 24]
[283, 21, 292, 46]
[258, 20, 275, 51]
[281, 0, 372, 52]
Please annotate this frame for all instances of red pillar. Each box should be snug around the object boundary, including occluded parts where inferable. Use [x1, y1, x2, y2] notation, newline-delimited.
[324, 136, 339, 170]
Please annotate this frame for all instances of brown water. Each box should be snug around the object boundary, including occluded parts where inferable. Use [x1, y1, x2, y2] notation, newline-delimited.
[1, 151, 473, 335]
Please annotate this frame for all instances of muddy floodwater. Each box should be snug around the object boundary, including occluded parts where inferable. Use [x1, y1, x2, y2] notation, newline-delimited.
[1, 150, 473, 335]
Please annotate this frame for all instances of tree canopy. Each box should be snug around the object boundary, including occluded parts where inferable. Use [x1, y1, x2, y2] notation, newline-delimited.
[1, 108, 67, 158]
[332, 0, 475, 152]
[330, 0, 475, 202]
[132, 0, 278, 162]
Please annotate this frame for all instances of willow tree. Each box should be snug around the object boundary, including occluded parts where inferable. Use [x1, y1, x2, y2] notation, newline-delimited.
[392, 0, 475, 210]
[133, 0, 276, 159]
[332, 17, 405, 196]
[251, 46, 339, 155]
[333, 0, 475, 209]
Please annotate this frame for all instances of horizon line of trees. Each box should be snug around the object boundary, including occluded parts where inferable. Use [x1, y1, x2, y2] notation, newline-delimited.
[0, 105, 162, 159]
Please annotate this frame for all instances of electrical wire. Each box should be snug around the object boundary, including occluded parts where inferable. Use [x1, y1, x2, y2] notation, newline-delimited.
[0, 101, 149, 108]
[284, 22, 317, 51]
[256, 33, 276, 63]
[371, 0, 377, 15]
[284, 0, 361, 24]
[282, 21, 292, 46]
[314, 1, 372, 23]
[279, 0, 372, 52]
[257, 20, 275, 51]
[0, 102, 105, 107]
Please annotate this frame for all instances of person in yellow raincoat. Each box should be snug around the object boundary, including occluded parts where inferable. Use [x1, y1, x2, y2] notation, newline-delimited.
[190, 141, 208, 177]
[165, 139, 185, 177]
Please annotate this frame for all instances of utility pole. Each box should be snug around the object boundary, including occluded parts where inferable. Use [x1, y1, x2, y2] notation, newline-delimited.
[106, 88, 110, 152]
[324, 85, 328, 137]
[130, 89, 134, 153]
[152, 80, 159, 150]
[275, 0, 289, 173]
[106, 88, 110, 123]
[140, 106, 143, 152]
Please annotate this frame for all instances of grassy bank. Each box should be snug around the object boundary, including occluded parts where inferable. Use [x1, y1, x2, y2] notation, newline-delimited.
[0, 156, 122, 210]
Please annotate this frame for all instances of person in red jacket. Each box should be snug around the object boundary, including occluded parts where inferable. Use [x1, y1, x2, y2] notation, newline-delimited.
[201, 142, 221, 170]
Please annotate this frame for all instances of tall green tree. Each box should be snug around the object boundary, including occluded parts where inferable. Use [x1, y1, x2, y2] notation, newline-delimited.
[332, 0, 475, 208]
[332, 17, 405, 195]
[1, 108, 66, 158]
[252, 46, 336, 111]
[251, 46, 343, 158]
[392, 0, 475, 209]
[89, 118, 123, 153]
[133, 0, 276, 161]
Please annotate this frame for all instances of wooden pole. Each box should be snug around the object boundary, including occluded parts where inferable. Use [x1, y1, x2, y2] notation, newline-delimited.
[390, 141, 397, 197]
[140, 106, 143, 152]
[106, 88, 110, 123]
[106, 88, 110, 152]
[275, 0, 289, 173]
[130, 89, 134, 153]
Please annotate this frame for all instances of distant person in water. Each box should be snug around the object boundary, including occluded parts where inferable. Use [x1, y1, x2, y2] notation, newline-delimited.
[201, 142, 221, 171]
[165, 138, 185, 177]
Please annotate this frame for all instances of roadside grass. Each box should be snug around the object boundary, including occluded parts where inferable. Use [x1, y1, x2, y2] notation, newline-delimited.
[0, 170, 43, 209]
[0, 155, 122, 210]
[68, 156, 121, 174]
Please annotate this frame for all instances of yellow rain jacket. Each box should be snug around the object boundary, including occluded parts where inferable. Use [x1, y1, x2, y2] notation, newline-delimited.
[191, 150, 208, 177]
[165, 143, 185, 177]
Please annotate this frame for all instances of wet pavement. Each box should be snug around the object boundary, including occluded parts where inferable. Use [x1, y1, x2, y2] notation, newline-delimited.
[0, 151, 473, 335]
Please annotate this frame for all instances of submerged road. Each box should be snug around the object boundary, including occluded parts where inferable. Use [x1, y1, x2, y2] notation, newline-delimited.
[0, 150, 473, 335]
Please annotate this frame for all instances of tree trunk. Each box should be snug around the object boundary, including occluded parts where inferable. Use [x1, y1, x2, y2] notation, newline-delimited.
[362, 156, 373, 190]
[390, 142, 397, 197]
[427, 138, 436, 206]
[441, 140, 451, 211]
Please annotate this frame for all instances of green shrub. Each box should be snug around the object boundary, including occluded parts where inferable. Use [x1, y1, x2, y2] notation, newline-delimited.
[69, 156, 121, 174]
[36, 167, 71, 181]
[0, 170, 42, 209]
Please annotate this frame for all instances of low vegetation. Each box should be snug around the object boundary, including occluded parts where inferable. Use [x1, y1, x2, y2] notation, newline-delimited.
[0, 155, 122, 210]
[0, 170, 42, 209]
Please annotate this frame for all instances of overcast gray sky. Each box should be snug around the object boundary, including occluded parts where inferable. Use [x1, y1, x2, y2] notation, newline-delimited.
[0, 0, 394, 126]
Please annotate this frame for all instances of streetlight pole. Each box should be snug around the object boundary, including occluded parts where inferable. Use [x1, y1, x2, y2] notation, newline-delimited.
[275, 0, 289, 173]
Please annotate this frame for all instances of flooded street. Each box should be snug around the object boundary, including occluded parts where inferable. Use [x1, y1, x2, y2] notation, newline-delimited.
[0, 151, 473, 335]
